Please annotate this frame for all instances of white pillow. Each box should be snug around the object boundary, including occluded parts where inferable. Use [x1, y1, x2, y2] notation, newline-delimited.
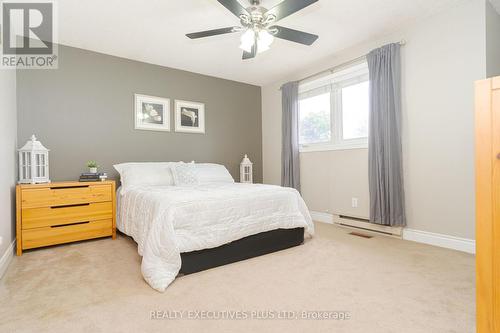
[196, 163, 234, 184]
[113, 162, 174, 193]
[171, 162, 199, 186]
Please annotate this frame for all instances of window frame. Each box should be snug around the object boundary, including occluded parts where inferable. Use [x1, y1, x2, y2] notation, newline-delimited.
[298, 61, 369, 153]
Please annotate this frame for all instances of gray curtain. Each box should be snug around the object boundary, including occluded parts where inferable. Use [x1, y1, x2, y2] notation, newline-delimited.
[281, 81, 301, 192]
[367, 43, 406, 227]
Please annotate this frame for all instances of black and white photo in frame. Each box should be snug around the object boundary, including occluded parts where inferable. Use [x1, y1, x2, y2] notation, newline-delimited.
[134, 94, 171, 131]
[175, 100, 205, 134]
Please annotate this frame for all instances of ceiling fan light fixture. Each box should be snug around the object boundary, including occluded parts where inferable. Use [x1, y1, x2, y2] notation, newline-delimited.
[187, 0, 320, 60]
[239, 29, 255, 52]
[257, 29, 274, 53]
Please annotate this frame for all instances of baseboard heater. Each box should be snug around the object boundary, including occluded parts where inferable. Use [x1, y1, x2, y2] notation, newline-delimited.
[333, 214, 402, 237]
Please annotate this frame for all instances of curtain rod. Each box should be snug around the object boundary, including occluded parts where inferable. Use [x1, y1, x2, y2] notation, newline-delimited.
[280, 40, 406, 90]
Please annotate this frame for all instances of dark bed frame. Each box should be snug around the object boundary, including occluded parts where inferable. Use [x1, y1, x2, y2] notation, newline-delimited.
[179, 227, 305, 275]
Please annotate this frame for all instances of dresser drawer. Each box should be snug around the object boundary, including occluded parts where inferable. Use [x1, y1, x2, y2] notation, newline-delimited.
[16, 181, 116, 255]
[21, 184, 112, 209]
[22, 202, 113, 229]
[22, 219, 113, 250]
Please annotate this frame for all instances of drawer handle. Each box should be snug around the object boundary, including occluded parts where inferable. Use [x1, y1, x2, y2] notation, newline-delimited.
[50, 185, 90, 190]
[50, 203, 90, 209]
[51, 221, 90, 228]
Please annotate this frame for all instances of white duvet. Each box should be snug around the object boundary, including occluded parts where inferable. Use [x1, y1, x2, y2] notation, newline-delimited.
[117, 183, 314, 292]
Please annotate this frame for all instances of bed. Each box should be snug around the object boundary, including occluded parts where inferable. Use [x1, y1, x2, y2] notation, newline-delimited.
[115, 162, 313, 292]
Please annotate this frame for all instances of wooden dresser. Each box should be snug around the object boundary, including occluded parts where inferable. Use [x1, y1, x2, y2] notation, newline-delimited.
[16, 180, 116, 255]
[475, 76, 500, 332]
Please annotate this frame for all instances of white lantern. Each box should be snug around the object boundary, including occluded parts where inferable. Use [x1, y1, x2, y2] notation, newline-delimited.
[240, 154, 253, 184]
[18, 135, 50, 184]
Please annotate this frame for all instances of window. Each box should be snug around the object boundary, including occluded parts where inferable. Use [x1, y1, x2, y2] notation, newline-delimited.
[342, 81, 369, 140]
[299, 93, 331, 145]
[298, 60, 369, 151]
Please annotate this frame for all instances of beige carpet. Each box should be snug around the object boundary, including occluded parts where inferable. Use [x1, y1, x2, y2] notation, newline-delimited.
[0, 222, 475, 333]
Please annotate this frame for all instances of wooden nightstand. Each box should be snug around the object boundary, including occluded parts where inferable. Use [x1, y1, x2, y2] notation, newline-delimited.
[16, 180, 116, 256]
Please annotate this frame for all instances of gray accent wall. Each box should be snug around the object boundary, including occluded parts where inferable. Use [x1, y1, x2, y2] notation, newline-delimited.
[17, 45, 262, 182]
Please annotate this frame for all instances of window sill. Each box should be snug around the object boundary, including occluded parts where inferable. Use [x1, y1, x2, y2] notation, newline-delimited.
[299, 142, 368, 153]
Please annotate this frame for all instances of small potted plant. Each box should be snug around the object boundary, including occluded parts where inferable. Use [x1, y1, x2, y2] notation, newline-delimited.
[87, 161, 99, 174]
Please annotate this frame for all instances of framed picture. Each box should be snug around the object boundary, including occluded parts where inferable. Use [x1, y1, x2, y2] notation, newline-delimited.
[175, 100, 205, 134]
[134, 94, 171, 132]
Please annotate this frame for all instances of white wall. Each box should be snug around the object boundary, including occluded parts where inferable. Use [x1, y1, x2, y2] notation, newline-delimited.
[300, 149, 369, 218]
[0, 69, 17, 275]
[261, 0, 487, 240]
[486, 1, 500, 77]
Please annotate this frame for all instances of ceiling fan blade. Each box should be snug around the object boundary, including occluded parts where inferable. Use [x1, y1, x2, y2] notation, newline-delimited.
[186, 27, 240, 39]
[216, 0, 249, 18]
[242, 42, 257, 60]
[270, 26, 319, 45]
[265, 0, 318, 22]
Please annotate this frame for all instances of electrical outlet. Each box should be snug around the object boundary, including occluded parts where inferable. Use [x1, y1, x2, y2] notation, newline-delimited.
[352, 198, 358, 208]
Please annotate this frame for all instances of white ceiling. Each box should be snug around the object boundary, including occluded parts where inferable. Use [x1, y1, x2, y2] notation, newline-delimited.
[59, 0, 466, 86]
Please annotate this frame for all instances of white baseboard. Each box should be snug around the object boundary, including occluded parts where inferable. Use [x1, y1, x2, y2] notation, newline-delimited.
[333, 214, 402, 236]
[0, 239, 16, 279]
[310, 211, 334, 224]
[403, 229, 475, 254]
[310, 210, 475, 254]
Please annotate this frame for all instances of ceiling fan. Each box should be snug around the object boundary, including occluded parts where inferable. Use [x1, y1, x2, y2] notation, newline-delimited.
[186, 0, 319, 60]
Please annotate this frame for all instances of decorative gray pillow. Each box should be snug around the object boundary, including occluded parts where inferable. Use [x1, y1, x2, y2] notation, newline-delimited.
[171, 162, 199, 186]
